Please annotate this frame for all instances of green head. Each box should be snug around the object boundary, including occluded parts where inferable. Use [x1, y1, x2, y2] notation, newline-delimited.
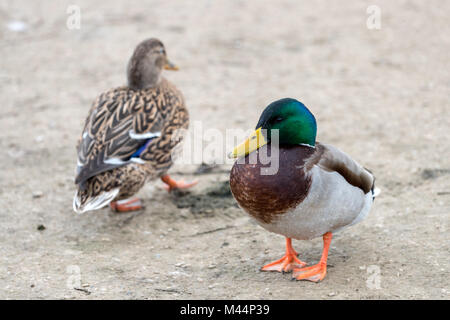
[256, 98, 317, 147]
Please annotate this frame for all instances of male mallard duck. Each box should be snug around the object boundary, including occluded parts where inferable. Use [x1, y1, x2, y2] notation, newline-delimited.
[73, 38, 197, 213]
[229, 98, 379, 282]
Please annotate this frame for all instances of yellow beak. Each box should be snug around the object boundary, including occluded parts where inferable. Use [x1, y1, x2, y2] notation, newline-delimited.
[164, 59, 179, 71]
[228, 127, 268, 159]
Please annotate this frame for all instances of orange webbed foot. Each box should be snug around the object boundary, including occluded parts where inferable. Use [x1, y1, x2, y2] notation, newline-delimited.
[110, 197, 142, 212]
[261, 253, 307, 273]
[292, 232, 333, 282]
[261, 238, 306, 273]
[292, 262, 327, 282]
[161, 174, 198, 192]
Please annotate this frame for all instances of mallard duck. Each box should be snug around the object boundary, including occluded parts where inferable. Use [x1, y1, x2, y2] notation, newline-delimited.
[73, 38, 197, 213]
[229, 98, 379, 282]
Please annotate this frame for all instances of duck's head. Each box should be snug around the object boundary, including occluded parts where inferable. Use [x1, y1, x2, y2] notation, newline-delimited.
[127, 38, 178, 90]
[229, 98, 317, 158]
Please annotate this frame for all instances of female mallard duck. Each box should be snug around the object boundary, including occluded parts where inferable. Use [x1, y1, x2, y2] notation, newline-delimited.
[73, 38, 197, 213]
[229, 98, 379, 282]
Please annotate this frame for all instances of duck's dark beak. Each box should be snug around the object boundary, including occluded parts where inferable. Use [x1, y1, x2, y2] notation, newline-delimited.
[228, 127, 268, 159]
[164, 59, 179, 71]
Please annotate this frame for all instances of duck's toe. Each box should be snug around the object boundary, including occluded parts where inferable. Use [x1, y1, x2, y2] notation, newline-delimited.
[161, 174, 198, 192]
[292, 262, 327, 282]
[261, 253, 307, 273]
[110, 197, 142, 212]
[261, 238, 307, 273]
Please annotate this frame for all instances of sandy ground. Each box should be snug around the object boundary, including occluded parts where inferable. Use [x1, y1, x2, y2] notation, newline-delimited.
[0, 0, 449, 300]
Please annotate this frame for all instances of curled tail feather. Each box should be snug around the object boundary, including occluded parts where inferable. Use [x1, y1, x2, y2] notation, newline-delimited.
[370, 175, 380, 200]
[372, 187, 381, 199]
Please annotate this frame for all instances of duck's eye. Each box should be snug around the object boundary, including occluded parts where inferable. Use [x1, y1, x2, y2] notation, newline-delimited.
[273, 117, 284, 123]
[153, 48, 165, 54]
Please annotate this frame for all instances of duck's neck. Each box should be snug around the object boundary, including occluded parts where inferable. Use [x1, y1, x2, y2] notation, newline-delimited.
[127, 61, 162, 90]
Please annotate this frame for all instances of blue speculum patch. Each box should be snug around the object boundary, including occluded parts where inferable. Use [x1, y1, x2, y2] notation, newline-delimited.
[129, 138, 154, 159]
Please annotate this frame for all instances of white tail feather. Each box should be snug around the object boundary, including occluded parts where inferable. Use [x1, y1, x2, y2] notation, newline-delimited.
[73, 188, 120, 214]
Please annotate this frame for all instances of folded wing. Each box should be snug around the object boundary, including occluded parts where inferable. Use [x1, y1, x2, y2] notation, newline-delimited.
[75, 87, 163, 185]
[307, 143, 375, 194]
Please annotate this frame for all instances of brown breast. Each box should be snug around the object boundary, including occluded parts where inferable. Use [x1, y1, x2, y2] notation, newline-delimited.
[229, 144, 315, 224]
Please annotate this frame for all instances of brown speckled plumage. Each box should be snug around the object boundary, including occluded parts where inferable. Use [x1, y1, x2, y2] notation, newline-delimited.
[76, 163, 149, 205]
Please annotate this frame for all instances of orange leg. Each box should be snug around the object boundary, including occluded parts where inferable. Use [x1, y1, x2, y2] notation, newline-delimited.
[161, 174, 198, 192]
[292, 232, 332, 282]
[110, 197, 142, 212]
[261, 238, 307, 273]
